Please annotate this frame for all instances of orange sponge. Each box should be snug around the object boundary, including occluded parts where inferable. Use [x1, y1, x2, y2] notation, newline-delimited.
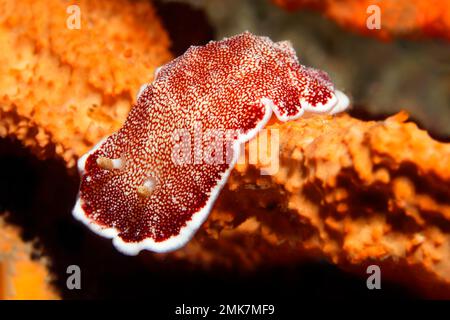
[273, 0, 450, 41]
[0, 217, 58, 300]
[0, 0, 172, 167]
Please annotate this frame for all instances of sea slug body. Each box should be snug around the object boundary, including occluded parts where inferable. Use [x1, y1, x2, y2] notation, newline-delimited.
[73, 32, 350, 255]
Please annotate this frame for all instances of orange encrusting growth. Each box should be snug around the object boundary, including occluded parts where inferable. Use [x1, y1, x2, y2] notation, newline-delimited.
[273, 0, 450, 41]
[0, 0, 172, 167]
[162, 112, 450, 298]
[0, 0, 448, 298]
[0, 218, 58, 300]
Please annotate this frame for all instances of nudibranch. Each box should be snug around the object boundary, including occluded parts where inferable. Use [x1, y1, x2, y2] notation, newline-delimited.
[73, 32, 350, 255]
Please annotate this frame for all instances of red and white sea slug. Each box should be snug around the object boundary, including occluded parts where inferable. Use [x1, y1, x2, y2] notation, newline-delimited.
[73, 32, 350, 255]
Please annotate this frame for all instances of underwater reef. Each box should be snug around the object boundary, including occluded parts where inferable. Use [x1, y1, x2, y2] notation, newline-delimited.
[0, 0, 449, 300]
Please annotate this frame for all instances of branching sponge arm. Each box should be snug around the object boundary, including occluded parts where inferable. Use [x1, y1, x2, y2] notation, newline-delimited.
[191, 112, 450, 298]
